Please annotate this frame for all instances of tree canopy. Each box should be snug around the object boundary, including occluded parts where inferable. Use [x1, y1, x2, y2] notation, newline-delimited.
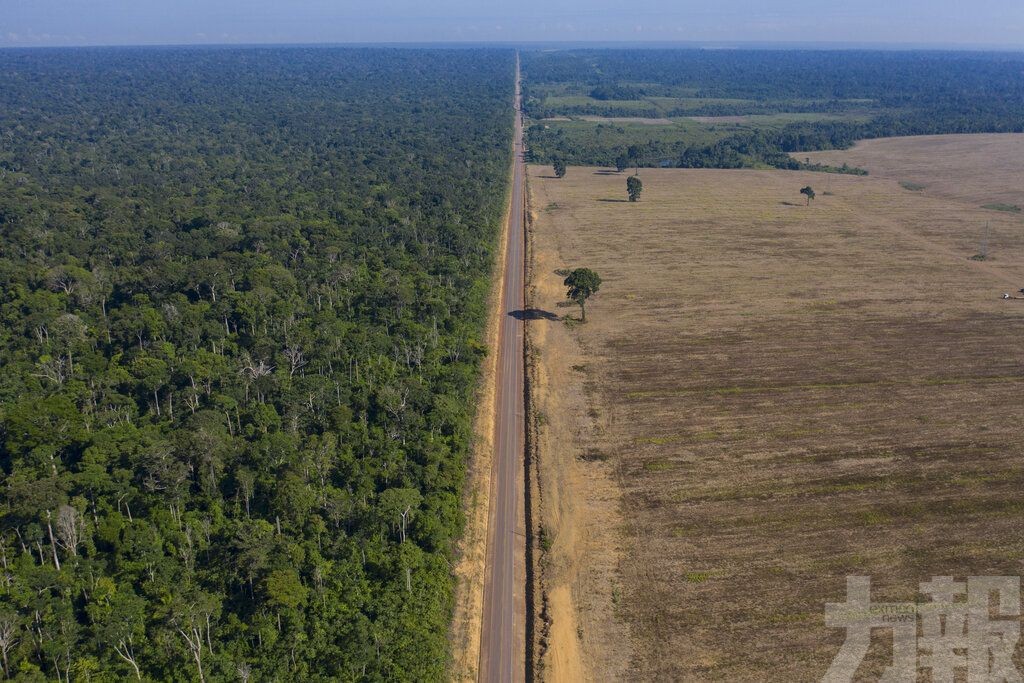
[522, 49, 1024, 171]
[627, 175, 644, 202]
[563, 268, 602, 321]
[0, 46, 515, 680]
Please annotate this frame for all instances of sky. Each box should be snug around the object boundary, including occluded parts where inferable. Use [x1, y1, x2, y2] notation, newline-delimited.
[2, 0, 1023, 49]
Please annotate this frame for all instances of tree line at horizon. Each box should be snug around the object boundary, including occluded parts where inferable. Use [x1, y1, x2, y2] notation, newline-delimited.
[0, 46, 514, 680]
[522, 49, 1024, 170]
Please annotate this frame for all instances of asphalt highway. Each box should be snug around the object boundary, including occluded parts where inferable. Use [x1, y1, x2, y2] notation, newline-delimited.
[478, 54, 526, 683]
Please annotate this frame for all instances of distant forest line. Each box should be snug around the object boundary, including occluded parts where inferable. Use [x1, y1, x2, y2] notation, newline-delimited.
[522, 50, 1024, 170]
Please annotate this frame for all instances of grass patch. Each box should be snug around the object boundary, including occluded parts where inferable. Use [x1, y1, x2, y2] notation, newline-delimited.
[860, 510, 891, 526]
[899, 181, 926, 191]
[636, 434, 683, 446]
[982, 203, 1022, 213]
[538, 526, 553, 552]
[637, 430, 718, 445]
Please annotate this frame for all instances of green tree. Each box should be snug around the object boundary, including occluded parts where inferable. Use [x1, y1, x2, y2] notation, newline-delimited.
[552, 158, 567, 178]
[614, 154, 629, 173]
[563, 268, 602, 322]
[378, 488, 422, 544]
[627, 175, 643, 202]
[800, 185, 816, 205]
[265, 568, 309, 625]
[89, 585, 146, 679]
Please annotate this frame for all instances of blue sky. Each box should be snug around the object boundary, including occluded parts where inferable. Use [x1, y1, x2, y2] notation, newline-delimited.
[2, 0, 1023, 48]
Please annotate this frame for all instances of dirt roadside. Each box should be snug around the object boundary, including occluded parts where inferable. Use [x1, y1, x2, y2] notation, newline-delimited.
[526, 176, 633, 682]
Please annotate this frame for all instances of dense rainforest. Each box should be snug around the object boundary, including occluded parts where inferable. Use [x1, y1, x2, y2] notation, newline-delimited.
[0, 47, 513, 680]
[522, 50, 1024, 169]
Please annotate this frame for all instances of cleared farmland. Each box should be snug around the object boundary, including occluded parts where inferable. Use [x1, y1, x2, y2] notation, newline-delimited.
[803, 133, 1024, 210]
[527, 138, 1024, 680]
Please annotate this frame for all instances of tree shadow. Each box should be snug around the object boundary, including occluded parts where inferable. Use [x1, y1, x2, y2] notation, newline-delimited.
[597, 198, 629, 203]
[537, 175, 561, 179]
[780, 201, 803, 206]
[593, 170, 621, 175]
[509, 308, 560, 321]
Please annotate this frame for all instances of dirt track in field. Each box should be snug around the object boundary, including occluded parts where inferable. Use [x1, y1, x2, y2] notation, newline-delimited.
[528, 137, 1024, 680]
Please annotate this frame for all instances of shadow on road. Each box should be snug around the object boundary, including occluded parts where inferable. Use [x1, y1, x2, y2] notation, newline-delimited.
[509, 308, 560, 321]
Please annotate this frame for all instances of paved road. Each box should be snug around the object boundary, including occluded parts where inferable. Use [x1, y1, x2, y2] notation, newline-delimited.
[479, 54, 526, 683]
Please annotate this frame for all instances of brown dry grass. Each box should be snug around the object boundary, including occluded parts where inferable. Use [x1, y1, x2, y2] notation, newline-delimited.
[688, 115, 751, 124]
[802, 133, 1024, 210]
[528, 138, 1024, 681]
[527, 196, 632, 683]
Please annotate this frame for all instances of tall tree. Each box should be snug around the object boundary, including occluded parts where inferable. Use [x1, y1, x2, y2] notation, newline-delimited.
[563, 268, 603, 322]
[627, 175, 643, 202]
[553, 158, 567, 178]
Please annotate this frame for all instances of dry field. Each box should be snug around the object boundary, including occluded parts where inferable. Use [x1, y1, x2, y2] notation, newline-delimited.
[803, 133, 1024, 210]
[527, 137, 1024, 681]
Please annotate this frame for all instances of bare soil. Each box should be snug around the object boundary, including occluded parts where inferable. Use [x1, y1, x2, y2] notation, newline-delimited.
[527, 139, 1024, 680]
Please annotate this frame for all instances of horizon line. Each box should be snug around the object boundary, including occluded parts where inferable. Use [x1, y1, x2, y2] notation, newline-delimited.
[2, 39, 1024, 53]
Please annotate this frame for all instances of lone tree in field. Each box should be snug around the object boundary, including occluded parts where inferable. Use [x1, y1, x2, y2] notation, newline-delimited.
[564, 268, 602, 322]
[553, 158, 567, 178]
[627, 175, 643, 202]
[615, 153, 630, 173]
[800, 185, 816, 205]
